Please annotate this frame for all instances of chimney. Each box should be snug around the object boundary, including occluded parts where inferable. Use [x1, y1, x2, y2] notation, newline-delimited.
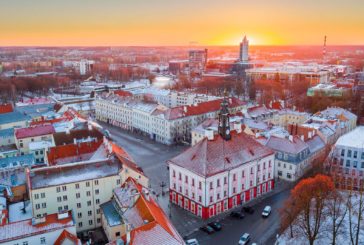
[73, 138, 77, 145]
[66, 129, 70, 134]
[289, 135, 293, 142]
[234, 121, 242, 133]
[308, 131, 312, 139]
[183, 106, 187, 113]
[88, 123, 92, 131]
[204, 128, 214, 140]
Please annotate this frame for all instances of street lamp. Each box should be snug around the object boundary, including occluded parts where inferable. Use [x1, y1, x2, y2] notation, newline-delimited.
[160, 181, 166, 196]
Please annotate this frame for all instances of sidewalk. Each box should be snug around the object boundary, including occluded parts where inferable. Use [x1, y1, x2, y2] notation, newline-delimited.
[155, 179, 293, 238]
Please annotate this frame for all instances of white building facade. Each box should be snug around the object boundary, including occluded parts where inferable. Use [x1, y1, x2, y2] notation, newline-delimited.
[28, 159, 123, 232]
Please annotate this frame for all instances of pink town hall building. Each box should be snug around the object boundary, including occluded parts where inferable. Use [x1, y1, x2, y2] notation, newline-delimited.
[168, 97, 275, 219]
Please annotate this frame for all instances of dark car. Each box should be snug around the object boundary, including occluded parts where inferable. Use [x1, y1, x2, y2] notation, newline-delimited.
[208, 221, 222, 231]
[230, 211, 245, 219]
[200, 225, 215, 234]
[242, 206, 255, 214]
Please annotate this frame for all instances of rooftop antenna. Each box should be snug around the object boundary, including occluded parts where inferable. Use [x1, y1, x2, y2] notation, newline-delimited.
[323, 35, 327, 64]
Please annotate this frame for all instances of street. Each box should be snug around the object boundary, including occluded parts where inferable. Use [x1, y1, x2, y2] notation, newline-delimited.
[185, 188, 291, 245]
[100, 121, 292, 245]
[98, 121, 187, 191]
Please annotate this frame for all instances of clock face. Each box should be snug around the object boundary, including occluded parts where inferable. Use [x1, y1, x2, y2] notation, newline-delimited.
[226, 129, 230, 134]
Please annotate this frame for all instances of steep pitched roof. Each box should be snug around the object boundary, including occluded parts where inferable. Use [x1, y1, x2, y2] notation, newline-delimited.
[306, 135, 326, 154]
[168, 131, 274, 177]
[54, 229, 81, 245]
[265, 136, 308, 154]
[115, 178, 184, 245]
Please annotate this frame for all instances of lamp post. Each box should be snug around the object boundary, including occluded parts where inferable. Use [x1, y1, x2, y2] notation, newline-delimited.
[160, 181, 166, 196]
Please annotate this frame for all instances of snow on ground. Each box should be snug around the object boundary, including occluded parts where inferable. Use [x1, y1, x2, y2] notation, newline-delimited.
[278, 191, 364, 245]
[9, 201, 32, 223]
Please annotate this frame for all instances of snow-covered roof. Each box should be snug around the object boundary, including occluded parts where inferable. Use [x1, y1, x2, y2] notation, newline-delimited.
[336, 126, 364, 149]
[9, 201, 32, 223]
[0, 168, 26, 187]
[315, 107, 357, 121]
[29, 141, 54, 151]
[29, 158, 122, 189]
[111, 178, 184, 245]
[306, 135, 326, 154]
[0, 211, 74, 243]
[169, 131, 274, 177]
[0, 154, 36, 170]
[265, 136, 309, 155]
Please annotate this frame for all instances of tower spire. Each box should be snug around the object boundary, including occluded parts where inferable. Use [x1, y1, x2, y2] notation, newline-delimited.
[218, 89, 231, 141]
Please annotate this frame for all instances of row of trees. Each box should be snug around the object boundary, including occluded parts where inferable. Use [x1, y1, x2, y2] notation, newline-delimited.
[93, 63, 152, 81]
[280, 174, 364, 245]
[0, 76, 70, 103]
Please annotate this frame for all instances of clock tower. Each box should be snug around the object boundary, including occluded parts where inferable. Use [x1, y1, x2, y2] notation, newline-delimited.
[218, 91, 231, 141]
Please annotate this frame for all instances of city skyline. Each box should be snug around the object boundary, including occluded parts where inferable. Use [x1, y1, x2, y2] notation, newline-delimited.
[1, 0, 363, 46]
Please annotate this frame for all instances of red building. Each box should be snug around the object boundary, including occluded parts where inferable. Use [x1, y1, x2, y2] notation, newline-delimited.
[167, 97, 275, 219]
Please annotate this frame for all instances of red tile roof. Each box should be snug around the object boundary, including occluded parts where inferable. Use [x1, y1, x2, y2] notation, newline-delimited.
[15, 125, 55, 139]
[111, 141, 133, 161]
[54, 229, 81, 245]
[119, 178, 184, 245]
[154, 98, 245, 120]
[114, 90, 133, 97]
[47, 140, 102, 165]
[168, 131, 274, 177]
[0, 104, 13, 114]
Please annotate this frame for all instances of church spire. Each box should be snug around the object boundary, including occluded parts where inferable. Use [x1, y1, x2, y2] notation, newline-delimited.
[218, 90, 231, 141]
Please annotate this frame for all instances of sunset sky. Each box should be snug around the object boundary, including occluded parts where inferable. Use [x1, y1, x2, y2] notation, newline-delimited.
[1, 0, 363, 46]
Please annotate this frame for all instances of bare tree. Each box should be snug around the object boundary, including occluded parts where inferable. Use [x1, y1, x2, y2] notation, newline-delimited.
[280, 197, 299, 239]
[292, 174, 335, 245]
[327, 190, 347, 245]
[347, 188, 364, 245]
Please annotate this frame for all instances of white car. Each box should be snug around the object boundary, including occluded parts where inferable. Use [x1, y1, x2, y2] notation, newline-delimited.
[262, 205, 272, 217]
[186, 238, 199, 245]
[239, 233, 251, 245]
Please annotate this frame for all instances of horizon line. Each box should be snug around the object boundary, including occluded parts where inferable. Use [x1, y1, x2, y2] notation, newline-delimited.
[1, 44, 364, 48]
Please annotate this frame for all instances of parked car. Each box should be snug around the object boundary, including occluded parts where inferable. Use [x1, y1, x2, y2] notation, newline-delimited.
[230, 211, 245, 219]
[239, 233, 251, 245]
[208, 221, 222, 231]
[242, 206, 255, 214]
[262, 205, 272, 217]
[200, 225, 215, 234]
[186, 238, 199, 245]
